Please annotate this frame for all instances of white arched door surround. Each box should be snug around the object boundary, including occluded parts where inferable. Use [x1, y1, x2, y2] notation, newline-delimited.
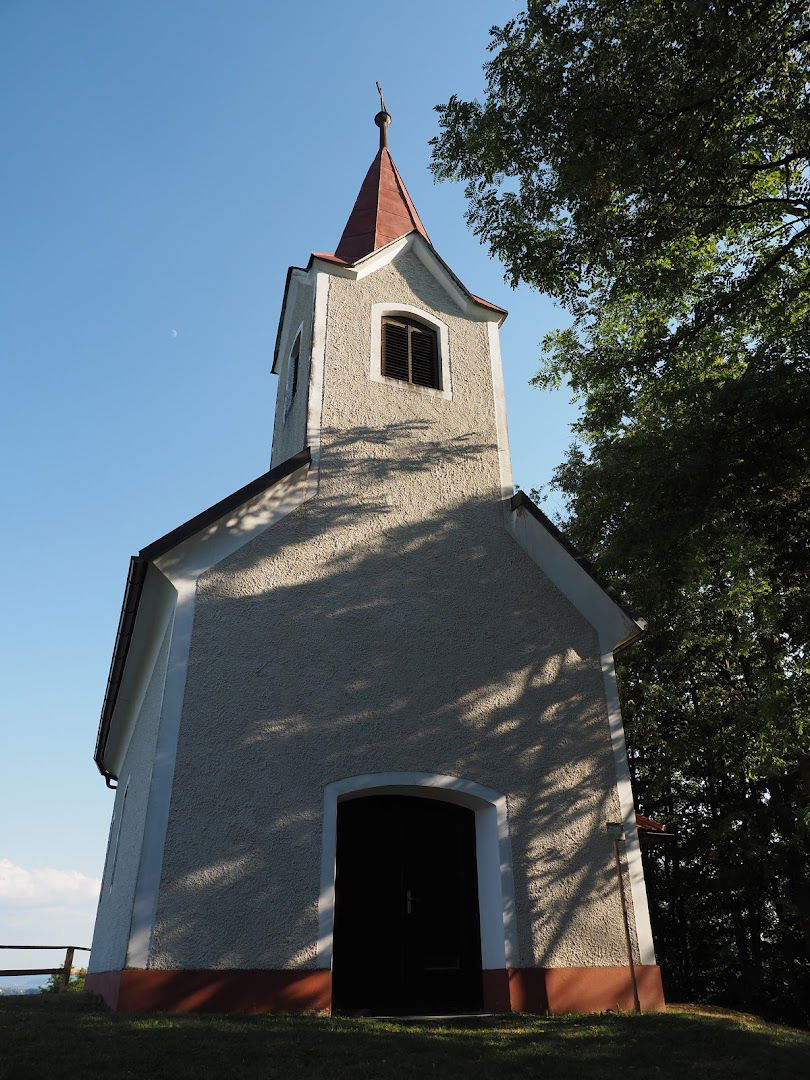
[317, 772, 517, 971]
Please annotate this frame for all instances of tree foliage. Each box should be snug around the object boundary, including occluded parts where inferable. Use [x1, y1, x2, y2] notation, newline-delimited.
[546, 445, 810, 1023]
[432, 0, 810, 1022]
[40, 970, 86, 994]
[431, 0, 810, 328]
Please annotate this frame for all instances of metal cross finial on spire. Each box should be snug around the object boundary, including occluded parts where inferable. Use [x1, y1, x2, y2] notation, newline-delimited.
[374, 81, 392, 150]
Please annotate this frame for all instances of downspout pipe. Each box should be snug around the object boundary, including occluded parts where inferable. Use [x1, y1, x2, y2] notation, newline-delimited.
[607, 821, 641, 1013]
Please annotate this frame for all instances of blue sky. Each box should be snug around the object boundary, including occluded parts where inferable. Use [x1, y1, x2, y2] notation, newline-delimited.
[0, 0, 575, 974]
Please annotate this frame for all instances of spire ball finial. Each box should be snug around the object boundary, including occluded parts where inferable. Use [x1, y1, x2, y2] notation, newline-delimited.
[374, 81, 391, 150]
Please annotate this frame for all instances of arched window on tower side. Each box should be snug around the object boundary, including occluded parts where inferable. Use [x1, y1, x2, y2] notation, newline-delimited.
[284, 331, 302, 417]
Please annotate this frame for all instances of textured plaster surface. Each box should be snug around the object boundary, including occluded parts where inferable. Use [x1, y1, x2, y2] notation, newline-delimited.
[149, 248, 639, 972]
[89, 620, 172, 972]
[270, 274, 313, 469]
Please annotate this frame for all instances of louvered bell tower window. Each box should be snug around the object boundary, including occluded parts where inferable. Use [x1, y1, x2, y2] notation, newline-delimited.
[381, 316, 441, 390]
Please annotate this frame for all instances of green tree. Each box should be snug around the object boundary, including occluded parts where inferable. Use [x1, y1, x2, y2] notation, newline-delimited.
[432, 0, 810, 1022]
[542, 447, 810, 1022]
[40, 969, 86, 994]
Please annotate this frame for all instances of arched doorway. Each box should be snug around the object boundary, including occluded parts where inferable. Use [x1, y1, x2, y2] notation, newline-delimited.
[332, 794, 483, 1014]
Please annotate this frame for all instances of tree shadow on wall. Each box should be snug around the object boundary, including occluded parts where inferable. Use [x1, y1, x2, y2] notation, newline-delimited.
[147, 425, 639, 994]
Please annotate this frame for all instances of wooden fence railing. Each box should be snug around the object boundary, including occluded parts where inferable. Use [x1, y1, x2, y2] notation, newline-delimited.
[0, 945, 91, 991]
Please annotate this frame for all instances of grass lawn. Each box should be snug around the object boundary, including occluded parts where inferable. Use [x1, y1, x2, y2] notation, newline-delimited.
[1, 994, 807, 1080]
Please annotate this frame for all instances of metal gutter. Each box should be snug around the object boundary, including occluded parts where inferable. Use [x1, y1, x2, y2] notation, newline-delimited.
[94, 555, 148, 787]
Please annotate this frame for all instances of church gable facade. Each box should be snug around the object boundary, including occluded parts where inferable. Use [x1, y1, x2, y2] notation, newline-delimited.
[87, 109, 664, 1016]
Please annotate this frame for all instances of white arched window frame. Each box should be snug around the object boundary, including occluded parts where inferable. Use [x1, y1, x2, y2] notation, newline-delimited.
[370, 304, 452, 401]
[317, 772, 517, 972]
[283, 325, 304, 418]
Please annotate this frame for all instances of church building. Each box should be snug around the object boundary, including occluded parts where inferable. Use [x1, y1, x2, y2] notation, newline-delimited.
[86, 104, 664, 1016]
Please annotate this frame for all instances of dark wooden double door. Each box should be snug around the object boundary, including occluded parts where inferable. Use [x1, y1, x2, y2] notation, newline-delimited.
[332, 795, 483, 1015]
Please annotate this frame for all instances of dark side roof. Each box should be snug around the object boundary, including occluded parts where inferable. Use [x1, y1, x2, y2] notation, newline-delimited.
[94, 448, 311, 785]
[509, 489, 645, 643]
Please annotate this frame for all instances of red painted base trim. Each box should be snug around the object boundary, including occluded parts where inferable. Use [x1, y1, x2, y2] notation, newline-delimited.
[86, 965, 664, 1015]
[83, 970, 122, 1011]
[509, 965, 665, 1014]
[482, 969, 511, 1012]
[85, 969, 331, 1014]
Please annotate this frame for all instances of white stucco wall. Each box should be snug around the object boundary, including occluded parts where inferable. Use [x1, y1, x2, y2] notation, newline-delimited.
[144, 247, 641, 974]
[88, 618, 172, 973]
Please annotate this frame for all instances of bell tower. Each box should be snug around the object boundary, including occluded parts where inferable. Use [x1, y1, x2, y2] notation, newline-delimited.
[269, 98, 512, 522]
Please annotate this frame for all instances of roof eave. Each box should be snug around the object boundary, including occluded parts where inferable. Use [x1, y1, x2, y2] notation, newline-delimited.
[509, 490, 646, 648]
[308, 234, 509, 324]
[271, 265, 310, 374]
[94, 447, 312, 782]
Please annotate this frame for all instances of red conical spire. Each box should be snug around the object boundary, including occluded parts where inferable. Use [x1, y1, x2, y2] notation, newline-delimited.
[334, 90, 430, 264]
